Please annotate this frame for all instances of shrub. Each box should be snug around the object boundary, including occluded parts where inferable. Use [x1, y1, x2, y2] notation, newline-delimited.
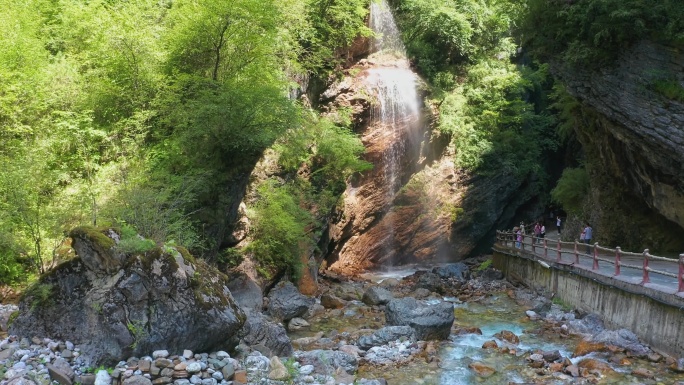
[551, 167, 590, 215]
[246, 181, 313, 280]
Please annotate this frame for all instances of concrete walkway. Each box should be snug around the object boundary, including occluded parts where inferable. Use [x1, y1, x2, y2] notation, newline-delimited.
[500, 232, 682, 295]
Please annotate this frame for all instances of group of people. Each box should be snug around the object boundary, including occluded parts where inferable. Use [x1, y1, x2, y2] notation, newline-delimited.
[512, 216, 593, 254]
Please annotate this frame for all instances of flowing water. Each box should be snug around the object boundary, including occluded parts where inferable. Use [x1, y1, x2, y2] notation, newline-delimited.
[364, 0, 422, 262]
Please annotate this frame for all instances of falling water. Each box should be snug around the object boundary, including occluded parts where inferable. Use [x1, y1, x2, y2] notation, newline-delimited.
[365, 0, 421, 259]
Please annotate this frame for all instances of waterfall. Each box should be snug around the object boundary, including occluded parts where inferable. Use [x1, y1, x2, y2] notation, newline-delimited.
[366, 0, 422, 261]
[329, 0, 428, 272]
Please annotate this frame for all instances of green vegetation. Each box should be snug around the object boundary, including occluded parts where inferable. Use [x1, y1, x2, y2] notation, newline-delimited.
[0, 0, 371, 280]
[392, 0, 558, 182]
[246, 181, 313, 280]
[126, 319, 148, 350]
[519, 0, 684, 67]
[25, 283, 54, 310]
[115, 225, 156, 255]
[551, 167, 590, 215]
[476, 259, 492, 271]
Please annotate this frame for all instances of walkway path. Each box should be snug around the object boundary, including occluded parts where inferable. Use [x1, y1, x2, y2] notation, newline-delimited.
[495, 230, 684, 296]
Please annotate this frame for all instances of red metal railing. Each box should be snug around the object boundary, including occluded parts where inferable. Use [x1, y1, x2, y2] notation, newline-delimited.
[495, 230, 684, 293]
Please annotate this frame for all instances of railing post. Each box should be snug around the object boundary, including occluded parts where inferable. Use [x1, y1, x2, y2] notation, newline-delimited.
[642, 249, 650, 284]
[614, 247, 621, 276]
[531, 235, 536, 254]
[574, 241, 579, 264]
[557, 238, 561, 262]
[521, 234, 525, 251]
[679, 254, 684, 293]
[592, 242, 599, 270]
[544, 238, 548, 258]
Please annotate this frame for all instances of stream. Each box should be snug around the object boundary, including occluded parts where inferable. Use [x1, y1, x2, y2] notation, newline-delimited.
[296, 266, 684, 385]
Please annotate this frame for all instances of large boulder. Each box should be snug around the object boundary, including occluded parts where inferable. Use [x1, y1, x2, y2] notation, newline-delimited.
[361, 287, 393, 306]
[385, 298, 454, 340]
[9, 226, 245, 365]
[226, 272, 263, 312]
[237, 311, 293, 358]
[432, 263, 469, 281]
[266, 281, 313, 322]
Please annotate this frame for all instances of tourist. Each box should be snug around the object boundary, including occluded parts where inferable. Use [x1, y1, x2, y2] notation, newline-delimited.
[583, 222, 593, 254]
[516, 227, 522, 249]
[556, 216, 562, 235]
[520, 221, 526, 235]
[533, 222, 541, 244]
[540, 223, 546, 244]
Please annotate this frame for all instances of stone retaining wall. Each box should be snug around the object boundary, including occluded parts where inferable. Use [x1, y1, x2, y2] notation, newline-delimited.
[492, 247, 684, 358]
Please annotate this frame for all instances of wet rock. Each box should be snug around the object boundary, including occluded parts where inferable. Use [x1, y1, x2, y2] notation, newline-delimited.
[267, 281, 314, 322]
[573, 341, 605, 357]
[6, 377, 38, 385]
[631, 368, 654, 379]
[577, 359, 615, 376]
[320, 294, 346, 309]
[565, 364, 579, 377]
[493, 330, 519, 345]
[646, 352, 662, 362]
[468, 362, 495, 377]
[453, 327, 482, 335]
[361, 287, 393, 306]
[481, 340, 498, 349]
[379, 279, 400, 288]
[357, 326, 415, 350]
[542, 350, 561, 362]
[670, 358, 684, 373]
[385, 298, 454, 340]
[591, 329, 650, 357]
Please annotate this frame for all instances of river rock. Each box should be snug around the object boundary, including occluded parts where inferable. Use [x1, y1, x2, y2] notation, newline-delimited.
[295, 350, 358, 375]
[287, 318, 310, 331]
[267, 357, 289, 380]
[357, 326, 415, 350]
[468, 362, 495, 377]
[361, 287, 393, 306]
[225, 272, 263, 313]
[432, 263, 469, 281]
[591, 329, 650, 357]
[385, 298, 454, 340]
[320, 294, 346, 309]
[413, 272, 443, 293]
[47, 357, 75, 385]
[631, 368, 654, 379]
[237, 311, 293, 357]
[9, 226, 246, 366]
[494, 330, 519, 345]
[266, 281, 313, 321]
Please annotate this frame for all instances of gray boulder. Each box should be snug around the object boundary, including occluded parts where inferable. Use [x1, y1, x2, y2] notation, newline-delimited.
[267, 281, 313, 321]
[385, 298, 454, 340]
[592, 329, 650, 357]
[413, 272, 443, 293]
[237, 311, 293, 358]
[361, 287, 393, 306]
[479, 268, 504, 281]
[432, 263, 469, 281]
[226, 273, 263, 313]
[295, 350, 358, 375]
[357, 326, 415, 350]
[10, 226, 245, 366]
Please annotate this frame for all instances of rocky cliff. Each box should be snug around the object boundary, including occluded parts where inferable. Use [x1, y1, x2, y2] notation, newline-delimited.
[10, 227, 245, 365]
[555, 40, 684, 249]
